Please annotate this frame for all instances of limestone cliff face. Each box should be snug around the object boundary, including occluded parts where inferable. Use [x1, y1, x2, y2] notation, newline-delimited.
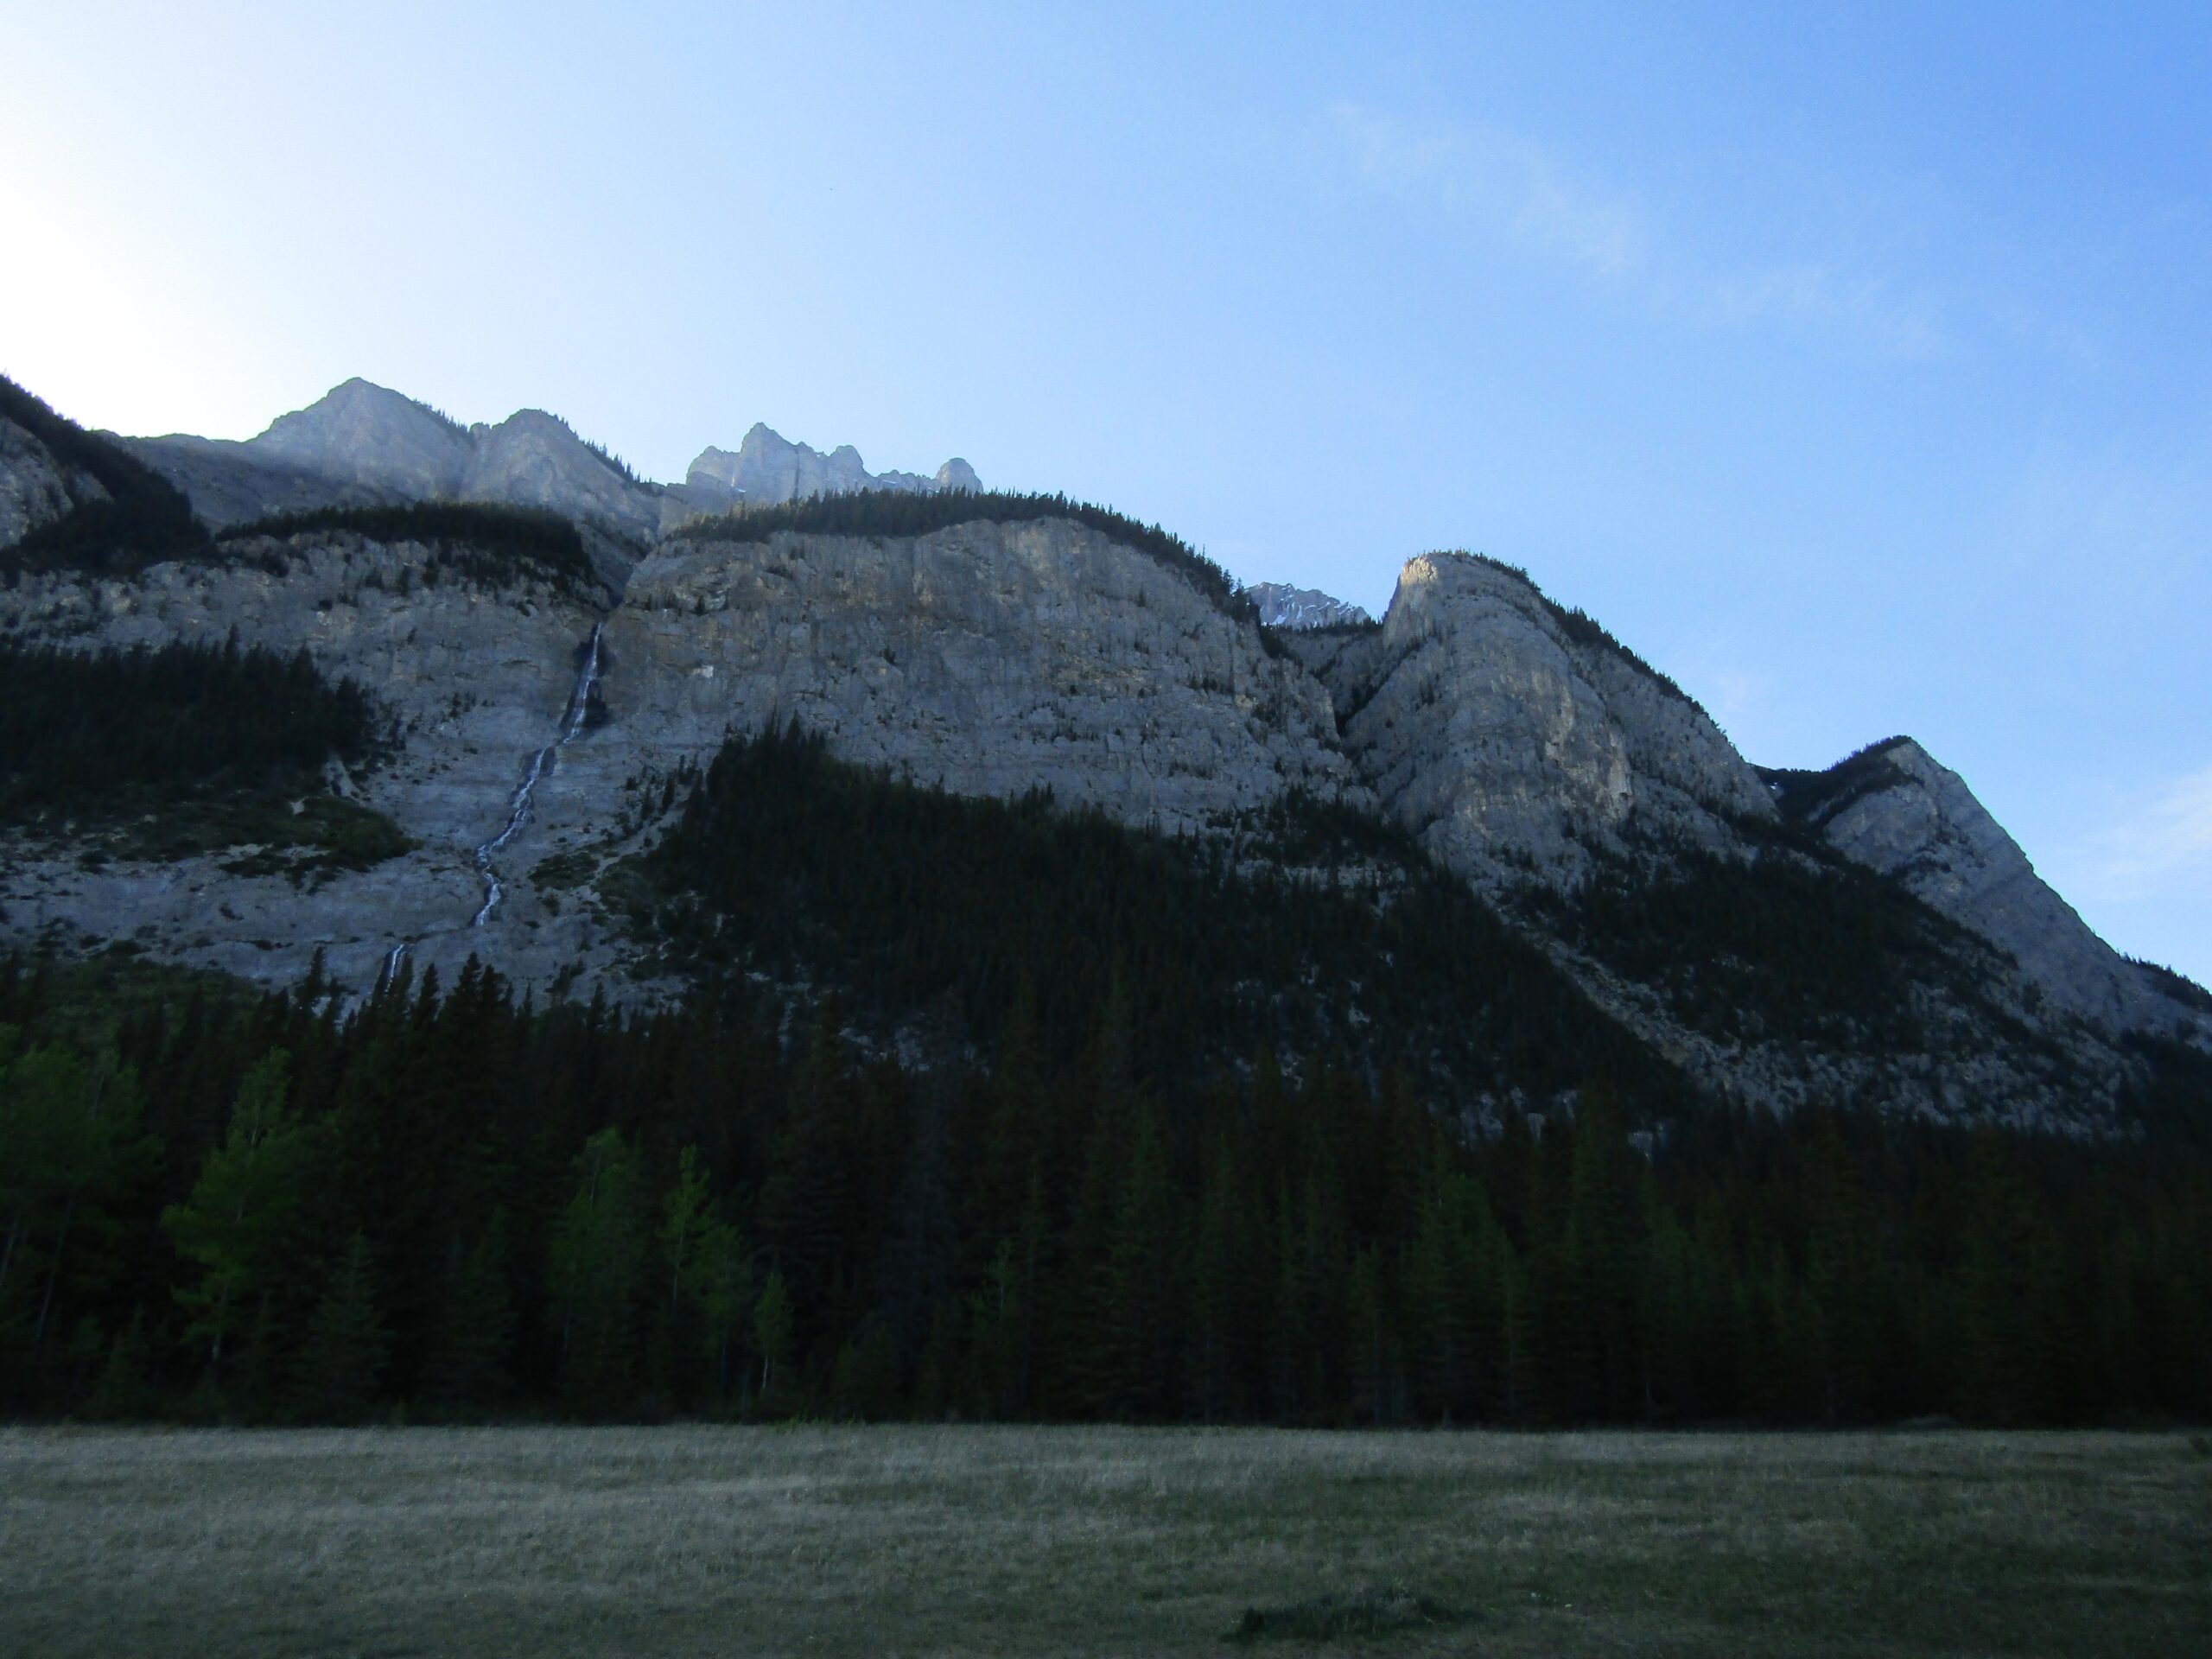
[1309, 552, 1772, 890]
[0, 513, 1355, 1002]
[1792, 738, 2209, 1040]
[0, 416, 105, 547]
[613, 518, 1357, 827]
[0, 539, 629, 1001]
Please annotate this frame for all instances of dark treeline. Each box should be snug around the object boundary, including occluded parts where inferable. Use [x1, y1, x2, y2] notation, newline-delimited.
[637, 725, 1686, 1106]
[2, 949, 2208, 1430]
[0, 637, 407, 870]
[681, 488, 1271, 639]
[220, 504, 605, 603]
[0, 376, 212, 575]
[1554, 835, 2024, 1058]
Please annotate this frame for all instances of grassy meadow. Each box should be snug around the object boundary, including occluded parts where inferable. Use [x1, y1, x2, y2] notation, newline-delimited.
[1, 1426, 2205, 1657]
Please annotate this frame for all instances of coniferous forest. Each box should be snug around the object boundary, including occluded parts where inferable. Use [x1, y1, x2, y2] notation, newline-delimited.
[0, 638, 410, 873]
[3, 729, 2208, 1430]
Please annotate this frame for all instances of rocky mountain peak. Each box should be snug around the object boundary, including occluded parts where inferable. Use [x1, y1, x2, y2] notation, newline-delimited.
[247, 378, 473, 494]
[686, 424, 982, 506]
[1777, 736, 2212, 1040]
[1248, 582, 1372, 631]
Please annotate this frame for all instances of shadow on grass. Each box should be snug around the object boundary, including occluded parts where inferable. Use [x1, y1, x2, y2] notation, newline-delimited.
[1224, 1584, 1464, 1644]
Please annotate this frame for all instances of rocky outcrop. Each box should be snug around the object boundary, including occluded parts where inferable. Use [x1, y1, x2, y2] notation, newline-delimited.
[1249, 582, 1372, 631]
[1776, 738, 2210, 1042]
[613, 518, 1357, 828]
[0, 416, 105, 548]
[685, 423, 980, 507]
[1311, 552, 1772, 891]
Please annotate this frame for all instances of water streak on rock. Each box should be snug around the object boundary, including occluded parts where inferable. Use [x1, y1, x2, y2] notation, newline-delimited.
[471, 622, 604, 927]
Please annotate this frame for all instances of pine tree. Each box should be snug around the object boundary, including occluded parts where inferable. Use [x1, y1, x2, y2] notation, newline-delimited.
[1188, 1137, 1252, 1421]
[85, 1306, 151, 1421]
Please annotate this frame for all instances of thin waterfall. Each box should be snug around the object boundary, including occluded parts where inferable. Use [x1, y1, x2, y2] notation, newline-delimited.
[375, 621, 607, 974]
[471, 622, 606, 927]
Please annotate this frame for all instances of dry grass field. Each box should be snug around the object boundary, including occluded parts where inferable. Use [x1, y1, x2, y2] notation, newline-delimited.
[2, 1425, 2206, 1657]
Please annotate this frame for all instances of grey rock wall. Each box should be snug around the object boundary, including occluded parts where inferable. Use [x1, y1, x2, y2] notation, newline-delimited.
[0, 539, 633, 1001]
[0, 514, 1356, 1002]
[611, 518, 1358, 828]
[1808, 738, 2209, 1040]
[1313, 552, 1771, 891]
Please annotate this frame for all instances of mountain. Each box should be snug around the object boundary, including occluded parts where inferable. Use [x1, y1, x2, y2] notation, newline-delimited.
[3, 372, 2206, 1138]
[10, 369, 2212, 1434]
[118, 379, 975, 592]
[1764, 737, 2196, 1039]
[1248, 582, 1372, 630]
[686, 422, 980, 505]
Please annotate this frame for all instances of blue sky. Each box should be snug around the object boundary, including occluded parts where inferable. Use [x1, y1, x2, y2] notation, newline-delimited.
[5, 2, 2209, 981]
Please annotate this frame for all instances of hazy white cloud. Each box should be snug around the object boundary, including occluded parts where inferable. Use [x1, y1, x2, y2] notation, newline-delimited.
[1328, 102, 1949, 359]
[1700, 263, 1949, 361]
[2088, 766, 2212, 900]
[1329, 103, 1646, 277]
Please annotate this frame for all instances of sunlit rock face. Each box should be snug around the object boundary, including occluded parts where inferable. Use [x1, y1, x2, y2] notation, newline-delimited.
[1304, 552, 1772, 892]
[611, 518, 1358, 829]
[1797, 738, 2209, 1040]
